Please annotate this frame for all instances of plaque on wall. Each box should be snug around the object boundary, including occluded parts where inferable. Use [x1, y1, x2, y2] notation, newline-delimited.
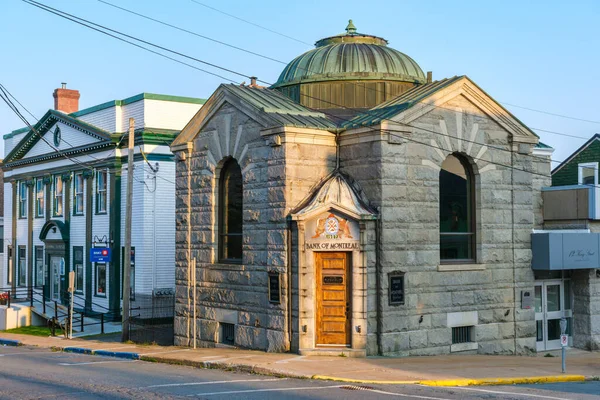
[323, 276, 344, 285]
[268, 273, 281, 304]
[389, 274, 404, 305]
[521, 290, 533, 309]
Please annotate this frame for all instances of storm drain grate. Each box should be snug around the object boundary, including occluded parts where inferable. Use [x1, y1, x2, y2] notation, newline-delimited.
[340, 385, 374, 391]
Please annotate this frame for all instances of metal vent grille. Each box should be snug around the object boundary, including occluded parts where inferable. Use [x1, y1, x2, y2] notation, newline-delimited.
[452, 326, 473, 344]
[220, 323, 235, 345]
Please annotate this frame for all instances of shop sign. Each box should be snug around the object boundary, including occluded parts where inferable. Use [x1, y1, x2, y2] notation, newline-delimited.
[90, 248, 111, 263]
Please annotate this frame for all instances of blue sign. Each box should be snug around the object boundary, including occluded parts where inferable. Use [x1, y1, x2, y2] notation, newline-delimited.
[90, 248, 111, 263]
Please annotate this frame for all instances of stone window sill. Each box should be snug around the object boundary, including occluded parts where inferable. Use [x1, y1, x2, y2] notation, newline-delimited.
[451, 342, 478, 352]
[437, 264, 486, 272]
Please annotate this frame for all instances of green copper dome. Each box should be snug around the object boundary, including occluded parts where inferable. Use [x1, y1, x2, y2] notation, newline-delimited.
[271, 20, 426, 88]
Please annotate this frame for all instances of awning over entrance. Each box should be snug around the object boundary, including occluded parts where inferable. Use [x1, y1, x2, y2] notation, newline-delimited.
[531, 232, 599, 270]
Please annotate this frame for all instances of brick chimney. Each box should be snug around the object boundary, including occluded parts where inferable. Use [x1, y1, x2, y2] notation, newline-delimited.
[53, 83, 80, 113]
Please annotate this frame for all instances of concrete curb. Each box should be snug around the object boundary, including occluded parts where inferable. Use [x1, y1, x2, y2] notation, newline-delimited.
[419, 375, 587, 387]
[0, 338, 22, 346]
[62, 346, 139, 360]
[312, 375, 418, 385]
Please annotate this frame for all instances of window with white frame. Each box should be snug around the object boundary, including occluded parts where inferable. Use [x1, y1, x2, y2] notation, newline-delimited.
[73, 246, 84, 294]
[35, 178, 44, 218]
[96, 170, 107, 214]
[19, 181, 27, 218]
[35, 246, 44, 287]
[578, 162, 598, 186]
[95, 263, 107, 296]
[53, 175, 63, 216]
[74, 173, 84, 215]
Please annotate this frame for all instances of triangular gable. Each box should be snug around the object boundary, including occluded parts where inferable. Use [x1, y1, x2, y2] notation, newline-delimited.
[551, 134, 600, 175]
[4, 109, 112, 163]
[172, 84, 336, 148]
[345, 76, 539, 144]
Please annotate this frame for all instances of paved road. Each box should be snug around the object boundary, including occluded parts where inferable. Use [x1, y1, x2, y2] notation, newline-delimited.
[0, 346, 598, 399]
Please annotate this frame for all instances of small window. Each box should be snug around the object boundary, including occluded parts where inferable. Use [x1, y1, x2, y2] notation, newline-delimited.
[73, 173, 84, 215]
[219, 159, 243, 263]
[7, 246, 13, 285]
[578, 162, 598, 186]
[73, 246, 84, 294]
[35, 246, 44, 287]
[388, 273, 405, 306]
[96, 170, 107, 214]
[220, 322, 235, 345]
[95, 263, 107, 297]
[19, 181, 27, 219]
[18, 246, 26, 287]
[35, 178, 44, 218]
[0, 228, 3, 253]
[452, 326, 474, 344]
[53, 175, 63, 216]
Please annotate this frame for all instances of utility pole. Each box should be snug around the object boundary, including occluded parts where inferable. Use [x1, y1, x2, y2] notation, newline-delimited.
[121, 118, 134, 342]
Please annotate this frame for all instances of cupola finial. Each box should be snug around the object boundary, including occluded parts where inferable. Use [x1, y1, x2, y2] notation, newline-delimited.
[345, 19, 357, 34]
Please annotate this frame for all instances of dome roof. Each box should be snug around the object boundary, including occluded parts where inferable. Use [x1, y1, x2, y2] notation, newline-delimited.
[271, 20, 426, 88]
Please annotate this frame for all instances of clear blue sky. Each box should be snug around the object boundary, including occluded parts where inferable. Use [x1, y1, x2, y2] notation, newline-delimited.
[1, 0, 599, 166]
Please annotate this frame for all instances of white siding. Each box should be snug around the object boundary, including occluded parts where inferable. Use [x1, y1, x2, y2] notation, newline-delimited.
[120, 101, 145, 133]
[3, 150, 115, 179]
[144, 100, 202, 130]
[4, 132, 27, 157]
[2, 186, 11, 287]
[91, 168, 111, 313]
[78, 106, 118, 133]
[69, 175, 87, 299]
[26, 122, 101, 158]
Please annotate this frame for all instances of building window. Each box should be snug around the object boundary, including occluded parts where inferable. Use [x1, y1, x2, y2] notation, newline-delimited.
[220, 322, 235, 345]
[7, 246, 13, 285]
[219, 159, 243, 263]
[35, 178, 44, 218]
[121, 247, 135, 300]
[452, 326, 474, 344]
[18, 246, 26, 287]
[53, 175, 63, 216]
[440, 154, 475, 262]
[35, 246, 44, 287]
[96, 170, 107, 214]
[95, 263, 107, 297]
[73, 246, 84, 294]
[73, 173, 84, 215]
[0, 228, 3, 253]
[19, 181, 27, 218]
[578, 162, 598, 186]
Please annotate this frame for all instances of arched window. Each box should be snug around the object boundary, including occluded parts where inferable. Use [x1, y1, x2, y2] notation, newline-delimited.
[219, 159, 243, 263]
[439, 154, 475, 262]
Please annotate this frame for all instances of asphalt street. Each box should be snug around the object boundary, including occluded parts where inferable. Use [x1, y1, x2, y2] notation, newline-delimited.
[0, 345, 598, 399]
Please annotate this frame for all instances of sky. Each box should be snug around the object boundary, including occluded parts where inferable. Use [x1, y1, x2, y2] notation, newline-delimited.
[1, 0, 599, 167]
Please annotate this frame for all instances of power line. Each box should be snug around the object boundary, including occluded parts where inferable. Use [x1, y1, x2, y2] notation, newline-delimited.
[188, 0, 312, 46]
[22, 0, 241, 84]
[98, 0, 287, 66]
[502, 102, 600, 125]
[95, 1, 595, 144]
[19, 1, 589, 178]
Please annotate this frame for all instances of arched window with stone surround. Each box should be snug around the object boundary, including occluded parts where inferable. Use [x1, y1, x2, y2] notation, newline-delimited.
[219, 158, 243, 263]
[439, 153, 475, 262]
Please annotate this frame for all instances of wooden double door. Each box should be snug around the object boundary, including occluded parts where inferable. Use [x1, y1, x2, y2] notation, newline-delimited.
[315, 252, 351, 346]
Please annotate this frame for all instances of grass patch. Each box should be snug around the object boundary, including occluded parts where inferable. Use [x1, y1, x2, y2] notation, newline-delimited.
[2, 325, 63, 337]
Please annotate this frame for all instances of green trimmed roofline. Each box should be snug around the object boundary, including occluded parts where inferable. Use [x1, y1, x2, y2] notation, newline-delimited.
[69, 93, 207, 118]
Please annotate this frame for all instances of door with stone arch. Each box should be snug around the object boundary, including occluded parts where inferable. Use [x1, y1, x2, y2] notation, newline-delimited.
[315, 251, 351, 346]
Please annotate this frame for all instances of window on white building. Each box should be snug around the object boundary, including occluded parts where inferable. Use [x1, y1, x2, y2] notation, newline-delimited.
[53, 175, 63, 216]
[578, 162, 598, 186]
[35, 246, 44, 287]
[35, 178, 44, 218]
[18, 246, 26, 287]
[95, 263, 106, 297]
[19, 181, 27, 219]
[96, 170, 107, 214]
[73, 246, 84, 294]
[74, 173, 84, 215]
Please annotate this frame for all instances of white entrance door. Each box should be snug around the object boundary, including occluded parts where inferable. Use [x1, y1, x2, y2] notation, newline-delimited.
[535, 280, 572, 351]
[50, 257, 63, 301]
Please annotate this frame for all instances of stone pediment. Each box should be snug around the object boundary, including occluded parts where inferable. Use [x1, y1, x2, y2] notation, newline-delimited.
[291, 171, 377, 221]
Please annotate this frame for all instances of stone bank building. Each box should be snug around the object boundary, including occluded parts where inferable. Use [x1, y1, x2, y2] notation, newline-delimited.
[171, 22, 554, 356]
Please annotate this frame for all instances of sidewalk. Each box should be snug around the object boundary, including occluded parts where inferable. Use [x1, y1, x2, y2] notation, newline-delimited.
[1, 332, 599, 386]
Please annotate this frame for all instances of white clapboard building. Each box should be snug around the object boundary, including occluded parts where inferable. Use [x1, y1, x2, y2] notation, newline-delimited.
[1, 85, 204, 318]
